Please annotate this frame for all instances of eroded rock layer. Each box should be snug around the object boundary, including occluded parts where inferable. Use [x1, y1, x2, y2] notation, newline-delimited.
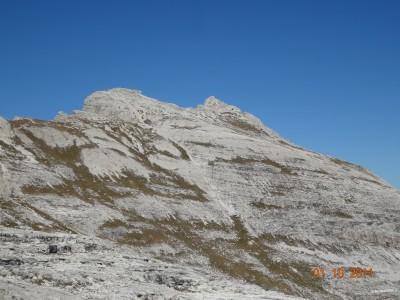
[0, 89, 399, 299]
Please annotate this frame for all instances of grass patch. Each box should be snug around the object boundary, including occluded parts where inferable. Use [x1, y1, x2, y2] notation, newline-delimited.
[170, 125, 200, 130]
[351, 176, 383, 186]
[330, 158, 378, 181]
[170, 141, 190, 160]
[312, 169, 329, 175]
[320, 209, 353, 219]
[21, 182, 78, 197]
[278, 140, 305, 151]
[122, 228, 168, 246]
[213, 156, 297, 176]
[224, 117, 266, 135]
[0, 140, 25, 160]
[100, 219, 128, 230]
[0, 220, 18, 228]
[251, 202, 281, 209]
[22, 202, 77, 233]
[113, 210, 327, 298]
[187, 141, 220, 148]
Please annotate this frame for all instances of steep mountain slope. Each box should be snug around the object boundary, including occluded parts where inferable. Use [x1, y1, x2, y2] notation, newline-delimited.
[0, 88, 399, 299]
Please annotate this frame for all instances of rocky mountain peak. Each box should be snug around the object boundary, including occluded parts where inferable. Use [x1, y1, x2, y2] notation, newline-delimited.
[82, 88, 183, 125]
[0, 89, 399, 299]
[79, 88, 277, 138]
[202, 96, 241, 113]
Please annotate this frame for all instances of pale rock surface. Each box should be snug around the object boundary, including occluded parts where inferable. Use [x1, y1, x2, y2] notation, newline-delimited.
[0, 88, 399, 299]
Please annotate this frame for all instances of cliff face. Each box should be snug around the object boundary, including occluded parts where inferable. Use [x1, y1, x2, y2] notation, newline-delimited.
[0, 88, 399, 299]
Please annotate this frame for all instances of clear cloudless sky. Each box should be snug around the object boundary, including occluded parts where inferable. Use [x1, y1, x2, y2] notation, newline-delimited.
[0, 0, 399, 188]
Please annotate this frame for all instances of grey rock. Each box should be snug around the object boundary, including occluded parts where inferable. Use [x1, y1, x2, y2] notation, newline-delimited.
[0, 88, 399, 299]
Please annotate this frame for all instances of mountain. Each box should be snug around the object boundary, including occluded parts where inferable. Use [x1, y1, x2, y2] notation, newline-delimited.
[0, 88, 399, 300]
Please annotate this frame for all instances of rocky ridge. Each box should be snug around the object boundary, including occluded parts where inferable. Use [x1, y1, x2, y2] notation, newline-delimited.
[0, 88, 399, 299]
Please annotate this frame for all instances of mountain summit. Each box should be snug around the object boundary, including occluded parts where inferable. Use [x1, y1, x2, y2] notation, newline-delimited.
[0, 89, 399, 299]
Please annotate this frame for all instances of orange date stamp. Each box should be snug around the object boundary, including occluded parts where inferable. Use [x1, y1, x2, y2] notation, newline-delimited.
[311, 266, 374, 280]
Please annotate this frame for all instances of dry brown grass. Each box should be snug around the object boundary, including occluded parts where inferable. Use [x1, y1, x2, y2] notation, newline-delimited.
[122, 229, 168, 246]
[187, 141, 220, 148]
[312, 169, 329, 175]
[21, 182, 79, 198]
[351, 176, 383, 186]
[21, 202, 77, 233]
[0, 221, 18, 228]
[109, 210, 327, 298]
[278, 140, 305, 151]
[99, 219, 128, 230]
[251, 202, 282, 209]
[170, 141, 190, 161]
[170, 125, 200, 130]
[11, 119, 86, 137]
[6, 119, 333, 297]
[213, 156, 297, 176]
[330, 158, 379, 182]
[222, 115, 267, 136]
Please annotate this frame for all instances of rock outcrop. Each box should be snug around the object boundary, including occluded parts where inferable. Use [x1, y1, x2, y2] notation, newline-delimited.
[0, 88, 399, 299]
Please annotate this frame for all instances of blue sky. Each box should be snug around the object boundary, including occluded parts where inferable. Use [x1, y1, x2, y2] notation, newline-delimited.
[0, 0, 399, 188]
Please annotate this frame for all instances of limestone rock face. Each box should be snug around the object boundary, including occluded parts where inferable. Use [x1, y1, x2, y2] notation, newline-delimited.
[0, 89, 399, 300]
